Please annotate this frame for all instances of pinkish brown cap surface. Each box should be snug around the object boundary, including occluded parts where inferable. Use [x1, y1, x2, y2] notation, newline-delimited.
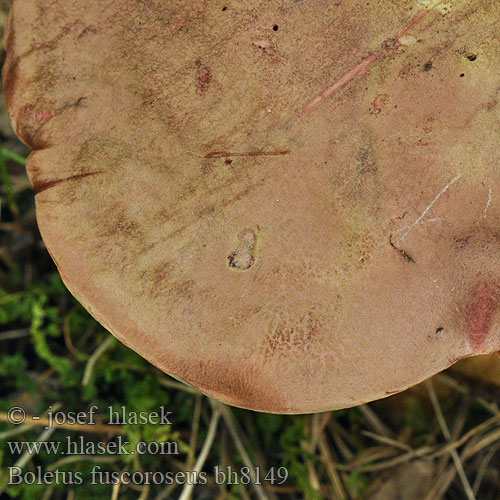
[4, 0, 500, 413]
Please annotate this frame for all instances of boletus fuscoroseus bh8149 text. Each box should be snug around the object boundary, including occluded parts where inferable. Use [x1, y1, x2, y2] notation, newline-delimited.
[4, 0, 500, 413]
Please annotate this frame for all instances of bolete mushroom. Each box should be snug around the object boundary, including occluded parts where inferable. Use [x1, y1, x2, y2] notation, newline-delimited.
[4, 0, 500, 413]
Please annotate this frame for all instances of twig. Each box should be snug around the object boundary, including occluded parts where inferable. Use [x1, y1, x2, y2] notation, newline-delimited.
[295, 1, 445, 120]
[0, 328, 30, 341]
[111, 481, 121, 500]
[63, 306, 88, 359]
[0, 402, 63, 440]
[178, 402, 221, 500]
[82, 335, 115, 386]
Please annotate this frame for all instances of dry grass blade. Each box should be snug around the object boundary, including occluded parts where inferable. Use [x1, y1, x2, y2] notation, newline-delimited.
[430, 387, 472, 498]
[216, 401, 269, 500]
[303, 414, 321, 492]
[424, 428, 495, 500]
[0, 148, 26, 165]
[82, 335, 115, 386]
[318, 433, 347, 500]
[159, 378, 201, 395]
[425, 379, 476, 500]
[333, 446, 401, 471]
[328, 420, 354, 461]
[361, 431, 412, 452]
[436, 373, 500, 416]
[0, 422, 37, 440]
[359, 404, 393, 438]
[178, 402, 221, 500]
[153, 482, 179, 500]
[462, 427, 500, 460]
[0, 402, 63, 440]
[15, 427, 57, 469]
[47, 455, 120, 471]
[186, 393, 203, 470]
[137, 483, 150, 500]
[472, 441, 500, 494]
[430, 415, 500, 459]
[0, 425, 57, 496]
[341, 447, 434, 473]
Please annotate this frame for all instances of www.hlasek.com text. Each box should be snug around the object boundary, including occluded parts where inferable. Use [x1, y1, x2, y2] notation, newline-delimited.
[8, 436, 179, 456]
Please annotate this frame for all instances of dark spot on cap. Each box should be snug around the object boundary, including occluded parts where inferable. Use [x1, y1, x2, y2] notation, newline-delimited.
[423, 61, 433, 71]
[227, 229, 257, 271]
[195, 59, 213, 96]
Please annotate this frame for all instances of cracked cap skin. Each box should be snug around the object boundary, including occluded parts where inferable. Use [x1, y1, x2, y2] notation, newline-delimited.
[4, 0, 500, 413]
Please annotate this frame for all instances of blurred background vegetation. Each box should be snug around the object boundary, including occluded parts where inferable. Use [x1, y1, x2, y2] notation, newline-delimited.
[1, 2, 500, 499]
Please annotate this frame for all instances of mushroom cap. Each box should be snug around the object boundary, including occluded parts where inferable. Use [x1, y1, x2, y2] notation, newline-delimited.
[4, 0, 500, 413]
